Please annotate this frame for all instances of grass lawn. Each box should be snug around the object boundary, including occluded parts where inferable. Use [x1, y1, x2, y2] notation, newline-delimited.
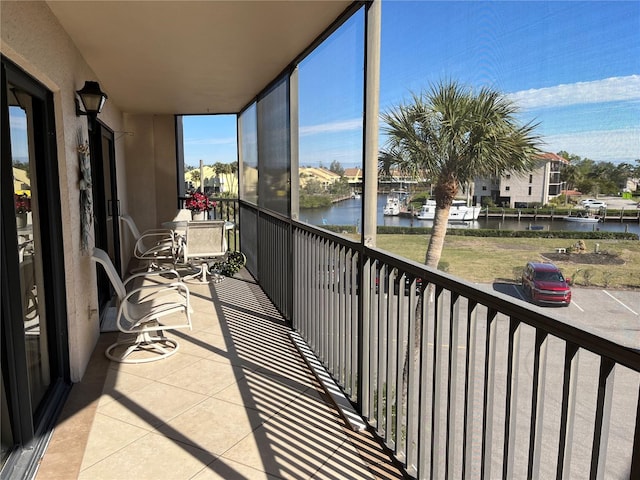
[376, 234, 640, 290]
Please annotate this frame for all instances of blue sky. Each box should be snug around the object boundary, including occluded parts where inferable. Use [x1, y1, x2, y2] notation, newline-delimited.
[162, 1, 640, 167]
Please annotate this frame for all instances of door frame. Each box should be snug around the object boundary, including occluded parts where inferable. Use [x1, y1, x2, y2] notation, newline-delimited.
[88, 119, 121, 311]
[1, 55, 70, 478]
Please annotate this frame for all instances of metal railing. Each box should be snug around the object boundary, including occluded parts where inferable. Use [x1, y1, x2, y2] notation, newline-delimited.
[247, 206, 640, 479]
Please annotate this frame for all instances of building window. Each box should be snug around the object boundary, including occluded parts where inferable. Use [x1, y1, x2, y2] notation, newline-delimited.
[482, 185, 487, 191]
[528, 186, 532, 195]
[505, 174, 511, 180]
[505, 186, 510, 191]
[529, 174, 533, 183]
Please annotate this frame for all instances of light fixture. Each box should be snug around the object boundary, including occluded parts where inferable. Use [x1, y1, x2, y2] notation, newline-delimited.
[75, 81, 108, 117]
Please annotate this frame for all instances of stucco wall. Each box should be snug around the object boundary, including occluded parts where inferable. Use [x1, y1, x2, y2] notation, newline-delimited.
[1, 1, 126, 381]
[122, 114, 177, 241]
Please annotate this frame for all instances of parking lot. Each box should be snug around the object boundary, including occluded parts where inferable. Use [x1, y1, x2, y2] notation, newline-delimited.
[493, 283, 640, 349]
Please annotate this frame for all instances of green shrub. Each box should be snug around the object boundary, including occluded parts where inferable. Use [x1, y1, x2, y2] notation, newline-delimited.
[211, 251, 246, 277]
[373, 226, 638, 240]
[581, 269, 595, 286]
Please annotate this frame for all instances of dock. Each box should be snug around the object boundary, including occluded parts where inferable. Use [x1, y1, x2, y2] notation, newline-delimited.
[483, 208, 640, 223]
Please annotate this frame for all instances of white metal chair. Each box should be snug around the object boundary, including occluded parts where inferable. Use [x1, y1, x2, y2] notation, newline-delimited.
[120, 214, 178, 270]
[91, 248, 192, 363]
[181, 220, 228, 283]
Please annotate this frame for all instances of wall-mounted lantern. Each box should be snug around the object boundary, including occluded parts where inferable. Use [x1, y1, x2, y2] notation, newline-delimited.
[75, 81, 108, 117]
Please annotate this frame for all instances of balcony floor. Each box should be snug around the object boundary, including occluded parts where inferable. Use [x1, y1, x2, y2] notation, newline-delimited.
[37, 270, 405, 479]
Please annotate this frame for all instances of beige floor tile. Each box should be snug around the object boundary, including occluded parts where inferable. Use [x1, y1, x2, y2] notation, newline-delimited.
[79, 412, 149, 470]
[340, 429, 406, 480]
[309, 438, 378, 480]
[110, 350, 203, 381]
[156, 397, 264, 455]
[160, 357, 249, 396]
[212, 367, 317, 419]
[97, 368, 155, 407]
[173, 330, 240, 361]
[224, 338, 307, 372]
[221, 392, 349, 479]
[98, 381, 207, 429]
[78, 431, 217, 480]
[40, 268, 408, 480]
[191, 458, 282, 480]
[196, 321, 227, 337]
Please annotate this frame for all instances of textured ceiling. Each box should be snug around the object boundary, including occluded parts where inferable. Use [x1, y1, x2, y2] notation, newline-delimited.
[46, 1, 353, 114]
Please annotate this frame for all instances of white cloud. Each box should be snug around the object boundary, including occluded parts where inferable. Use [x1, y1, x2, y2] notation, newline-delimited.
[541, 128, 640, 162]
[508, 75, 640, 109]
[300, 118, 362, 136]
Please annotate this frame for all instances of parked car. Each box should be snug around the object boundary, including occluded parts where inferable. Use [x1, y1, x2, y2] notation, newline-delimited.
[586, 201, 607, 209]
[521, 262, 571, 306]
[580, 199, 607, 209]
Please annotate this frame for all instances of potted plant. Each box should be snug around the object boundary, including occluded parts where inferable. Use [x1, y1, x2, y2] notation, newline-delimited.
[185, 191, 214, 220]
[14, 193, 31, 228]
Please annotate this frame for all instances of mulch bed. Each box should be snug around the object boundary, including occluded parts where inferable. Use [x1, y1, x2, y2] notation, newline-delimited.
[541, 252, 625, 265]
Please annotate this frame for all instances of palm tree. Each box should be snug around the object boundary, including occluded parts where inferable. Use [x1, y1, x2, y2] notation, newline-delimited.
[381, 80, 543, 268]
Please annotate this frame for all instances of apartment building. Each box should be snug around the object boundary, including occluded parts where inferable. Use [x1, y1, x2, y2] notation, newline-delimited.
[474, 152, 567, 207]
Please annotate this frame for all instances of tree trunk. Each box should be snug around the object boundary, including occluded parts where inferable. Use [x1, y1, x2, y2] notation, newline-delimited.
[425, 204, 451, 269]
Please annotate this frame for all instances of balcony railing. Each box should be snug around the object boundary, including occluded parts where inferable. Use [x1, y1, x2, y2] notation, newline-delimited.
[242, 204, 639, 479]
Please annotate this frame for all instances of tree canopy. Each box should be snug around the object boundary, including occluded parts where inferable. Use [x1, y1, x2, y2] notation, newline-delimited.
[558, 152, 639, 195]
[381, 80, 543, 268]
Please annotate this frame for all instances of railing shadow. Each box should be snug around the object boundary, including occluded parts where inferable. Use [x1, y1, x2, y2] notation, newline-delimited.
[41, 267, 403, 479]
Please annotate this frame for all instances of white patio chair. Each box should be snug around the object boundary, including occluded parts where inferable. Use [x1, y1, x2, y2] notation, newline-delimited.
[181, 220, 228, 283]
[91, 248, 192, 363]
[120, 214, 178, 271]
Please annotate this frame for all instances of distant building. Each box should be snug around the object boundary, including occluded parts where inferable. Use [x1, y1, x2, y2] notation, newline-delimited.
[184, 165, 238, 196]
[13, 167, 31, 195]
[624, 177, 639, 193]
[474, 152, 567, 207]
[343, 167, 363, 185]
[299, 167, 341, 189]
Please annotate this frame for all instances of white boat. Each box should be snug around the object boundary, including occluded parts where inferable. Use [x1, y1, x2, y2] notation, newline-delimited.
[383, 189, 409, 216]
[416, 200, 482, 221]
[563, 213, 602, 223]
[383, 199, 400, 216]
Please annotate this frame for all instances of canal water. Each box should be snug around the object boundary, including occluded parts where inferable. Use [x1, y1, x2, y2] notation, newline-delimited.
[299, 195, 640, 235]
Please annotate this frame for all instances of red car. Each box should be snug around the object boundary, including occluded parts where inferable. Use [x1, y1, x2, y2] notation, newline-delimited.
[521, 262, 571, 306]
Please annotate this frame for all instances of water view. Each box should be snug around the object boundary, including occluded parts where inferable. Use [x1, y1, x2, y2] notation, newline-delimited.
[299, 195, 640, 235]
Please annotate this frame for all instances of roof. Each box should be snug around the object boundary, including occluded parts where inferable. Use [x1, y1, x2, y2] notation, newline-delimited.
[528, 262, 560, 271]
[45, 1, 353, 115]
[344, 167, 363, 177]
[538, 152, 569, 164]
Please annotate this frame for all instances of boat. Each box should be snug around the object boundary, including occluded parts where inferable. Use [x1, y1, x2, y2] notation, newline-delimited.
[563, 212, 602, 223]
[383, 199, 400, 216]
[416, 200, 482, 221]
[383, 189, 410, 216]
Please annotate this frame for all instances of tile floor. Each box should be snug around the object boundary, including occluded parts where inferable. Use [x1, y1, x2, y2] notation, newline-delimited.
[36, 271, 406, 480]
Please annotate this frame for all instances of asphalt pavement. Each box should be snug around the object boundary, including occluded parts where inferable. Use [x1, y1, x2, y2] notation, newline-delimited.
[492, 282, 640, 349]
[585, 195, 639, 210]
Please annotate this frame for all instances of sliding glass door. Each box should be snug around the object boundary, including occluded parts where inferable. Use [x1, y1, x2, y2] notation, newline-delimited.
[1, 57, 69, 477]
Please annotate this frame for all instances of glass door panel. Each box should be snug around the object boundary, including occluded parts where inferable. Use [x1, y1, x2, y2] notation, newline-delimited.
[100, 127, 119, 273]
[9, 88, 51, 413]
